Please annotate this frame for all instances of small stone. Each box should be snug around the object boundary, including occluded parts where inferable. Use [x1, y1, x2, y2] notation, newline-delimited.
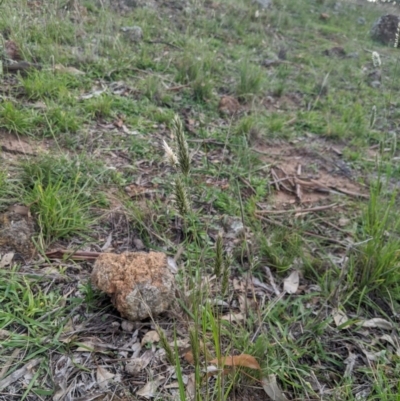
[346, 52, 359, 59]
[262, 58, 282, 67]
[278, 47, 287, 60]
[121, 26, 143, 42]
[133, 238, 145, 250]
[370, 80, 381, 88]
[334, 2, 341, 10]
[323, 46, 346, 58]
[357, 17, 366, 25]
[121, 320, 135, 332]
[91, 252, 175, 321]
[253, 0, 272, 8]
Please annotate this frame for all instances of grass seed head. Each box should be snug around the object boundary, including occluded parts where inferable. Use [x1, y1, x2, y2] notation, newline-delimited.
[372, 51, 381, 68]
[162, 139, 179, 168]
[157, 327, 175, 365]
[214, 232, 224, 277]
[174, 176, 191, 216]
[221, 255, 231, 297]
[369, 105, 377, 129]
[395, 21, 400, 48]
[172, 115, 191, 176]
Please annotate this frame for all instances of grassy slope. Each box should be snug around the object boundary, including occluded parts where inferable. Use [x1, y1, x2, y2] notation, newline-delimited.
[1, 0, 400, 400]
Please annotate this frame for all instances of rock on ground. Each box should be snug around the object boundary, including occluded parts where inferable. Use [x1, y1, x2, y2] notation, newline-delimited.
[91, 252, 175, 321]
[370, 14, 400, 46]
[121, 26, 143, 42]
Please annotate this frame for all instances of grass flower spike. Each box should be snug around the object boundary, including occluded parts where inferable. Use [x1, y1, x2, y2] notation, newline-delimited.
[371, 51, 381, 68]
[395, 21, 400, 48]
[172, 115, 191, 176]
[162, 139, 179, 168]
[174, 176, 191, 216]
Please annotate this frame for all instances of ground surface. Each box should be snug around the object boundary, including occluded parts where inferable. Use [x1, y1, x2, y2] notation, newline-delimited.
[1, 0, 400, 400]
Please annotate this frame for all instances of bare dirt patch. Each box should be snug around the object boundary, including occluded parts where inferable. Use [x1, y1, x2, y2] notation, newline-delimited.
[262, 92, 303, 112]
[1, 131, 40, 159]
[0, 206, 36, 262]
[254, 138, 368, 206]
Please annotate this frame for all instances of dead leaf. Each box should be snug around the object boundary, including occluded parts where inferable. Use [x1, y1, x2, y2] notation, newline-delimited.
[76, 341, 96, 352]
[167, 257, 178, 273]
[204, 365, 233, 378]
[264, 266, 281, 296]
[344, 352, 357, 377]
[75, 340, 107, 352]
[113, 118, 124, 128]
[338, 217, 350, 227]
[165, 381, 180, 389]
[332, 309, 349, 328]
[126, 350, 153, 374]
[379, 334, 396, 347]
[210, 354, 260, 370]
[8, 205, 29, 216]
[96, 366, 114, 389]
[168, 338, 190, 351]
[362, 349, 389, 363]
[79, 87, 106, 100]
[54, 64, 85, 75]
[261, 374, 289, 401]
[101, 232, 113, 252]
[0, 358, 41, 392]
[252, 276, 271, 291]
[0, 252, 14, 268]
[206, 365, 220, 374]
[221, 312, 244, 322]
[238, 294, 258, 314]
[186, 373, 195, 400]
[184, 351, 194, 365]
[141, 330, 160, 346]
[137, 378, 163, 399]
[30, 101, 47, 110]
[361, 318, 393, 330]
[126, 358, 146, 375]
[283, 270, 299, 294]
[0, 329, 23, 339]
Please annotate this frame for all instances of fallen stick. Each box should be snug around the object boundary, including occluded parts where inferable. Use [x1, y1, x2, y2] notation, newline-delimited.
[45, 249, 100, 261]
[270, 168, 281, 191]
[256, 203, 339, 215]
[329, 186, 369, 199]
[239, 176, 257, 195]
[257, 215, 347, 246]
[264, 266, 281, 296]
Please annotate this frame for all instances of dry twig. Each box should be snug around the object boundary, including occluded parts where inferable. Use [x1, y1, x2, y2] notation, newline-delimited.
[256, 203, 340, 215]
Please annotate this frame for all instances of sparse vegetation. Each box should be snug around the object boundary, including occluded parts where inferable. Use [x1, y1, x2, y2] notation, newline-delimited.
[1, 0, 400, 400]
